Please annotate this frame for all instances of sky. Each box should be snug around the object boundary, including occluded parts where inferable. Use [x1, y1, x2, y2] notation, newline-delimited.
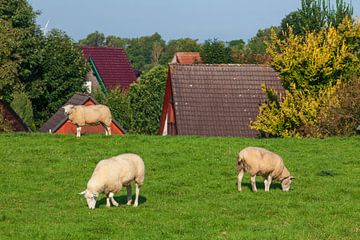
[28, 0, 360, 43]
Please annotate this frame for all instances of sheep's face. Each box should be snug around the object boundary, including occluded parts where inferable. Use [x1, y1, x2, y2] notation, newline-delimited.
[80, 190, 98, 209]
[281, 177, 293, 192]
[62, 105, 74, 116]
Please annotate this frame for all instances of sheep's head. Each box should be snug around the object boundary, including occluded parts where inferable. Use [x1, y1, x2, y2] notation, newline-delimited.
[281, 176, 294, 192]
[62, 105, 74, 116]
[79, 190, 98, 209]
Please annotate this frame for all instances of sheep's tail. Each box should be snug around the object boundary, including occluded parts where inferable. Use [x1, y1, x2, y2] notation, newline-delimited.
[236, 152, 245, 173]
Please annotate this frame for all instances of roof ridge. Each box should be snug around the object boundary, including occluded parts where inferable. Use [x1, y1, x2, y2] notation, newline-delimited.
[80, 46, 125, 50]
[169, 63, 272, 67]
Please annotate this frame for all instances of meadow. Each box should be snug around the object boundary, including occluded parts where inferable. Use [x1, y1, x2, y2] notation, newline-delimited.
[0, 133, 359, 239]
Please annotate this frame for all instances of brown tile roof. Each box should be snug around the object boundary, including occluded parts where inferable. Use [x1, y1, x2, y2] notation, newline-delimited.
[81, 47, 137, 89]
[0, 100, 31, 132]
[166, 64, 284, 137]
[38, 93, 126, 133]
[171, 52, 202, 64]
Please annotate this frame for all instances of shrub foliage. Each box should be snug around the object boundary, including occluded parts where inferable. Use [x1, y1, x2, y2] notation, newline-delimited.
[252, 18, 360, 137]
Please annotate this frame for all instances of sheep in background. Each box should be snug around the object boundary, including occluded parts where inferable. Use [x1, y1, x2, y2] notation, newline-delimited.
[80, 153, 145, 209]
[236, 147, 294, 192]
[63, 104, 112, 137]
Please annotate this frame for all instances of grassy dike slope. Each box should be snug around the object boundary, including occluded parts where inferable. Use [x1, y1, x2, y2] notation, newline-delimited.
[0, 133, 359, 239]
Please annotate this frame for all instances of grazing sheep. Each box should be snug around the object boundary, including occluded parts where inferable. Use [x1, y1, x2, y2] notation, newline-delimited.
[63, 104, 112, 137]
[80, 153, 145, 209]
[236, 147, 294, 192]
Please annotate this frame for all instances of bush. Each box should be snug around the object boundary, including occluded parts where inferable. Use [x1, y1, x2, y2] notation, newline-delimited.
[307, 78, 360, 136]
[105, 87, 132, 131]
[0, 107, 13, 132]
[128, 65, 167, 134]
[92, 65, 168, 134]
[10, 90, 34, 129]
[250, 84, 330, 137]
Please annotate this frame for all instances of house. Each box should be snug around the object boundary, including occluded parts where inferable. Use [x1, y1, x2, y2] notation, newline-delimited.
[81, 47, 137, 93]
[159, 64, 285, 137]
[171, 52, 202, 64]
[39, 93, 126, 135]
[0, 100, 31, 132]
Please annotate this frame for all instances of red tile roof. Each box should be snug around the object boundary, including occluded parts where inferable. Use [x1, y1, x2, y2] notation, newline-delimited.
[172, 52, 202, 64]
[160, 64, 285, 137]
[81, 47, 136, 89]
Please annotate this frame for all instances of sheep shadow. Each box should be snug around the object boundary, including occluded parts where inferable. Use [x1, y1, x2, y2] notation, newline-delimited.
[96, 195, 147, 208]
[239, 182, 283, 191]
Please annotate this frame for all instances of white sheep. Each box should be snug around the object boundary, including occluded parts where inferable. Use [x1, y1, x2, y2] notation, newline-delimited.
[236, 147, 294, 192]
[80, 153, 145, 209]
[63, 104, 112, 137]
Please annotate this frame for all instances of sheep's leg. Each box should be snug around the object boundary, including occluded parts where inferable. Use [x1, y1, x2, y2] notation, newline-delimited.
[133, 183, 140, 207]
[264, 175, 272, 192]
[107, 126, 111, 136]
[76, 126, 81, 137]
[126, 186, 132, 205]
[251, 175, 257, 192]
[237, 169, 244, 191]
[109, 192, 119, 207]
[106, 194, 111, 208]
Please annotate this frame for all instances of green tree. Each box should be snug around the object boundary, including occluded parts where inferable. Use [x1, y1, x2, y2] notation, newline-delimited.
[104, 87, 133, 131]
[105, 35, 129, 48]
[125, 33, 166, 71]
[247, 27, 278, 54]
[280, 0, 353, 37]
[128, 65, 167, 134]
[79, 31, 105, 46]
[201, 38, 232, 64]
[231, 28, 277, 64]
[160, 38, 201, 64]
[0, 18, 22, 102]
[10, 89, 34, 128]
[29, 29, 89, 126]
[0, 0, 41, 102]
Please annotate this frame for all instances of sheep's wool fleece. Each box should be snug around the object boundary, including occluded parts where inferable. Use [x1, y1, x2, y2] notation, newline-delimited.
[239, 147, 289, 180]
[87, 153, 145, 195]
[69, 105, 112, 126]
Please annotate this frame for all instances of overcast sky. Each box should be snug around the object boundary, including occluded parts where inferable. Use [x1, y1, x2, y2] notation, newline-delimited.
[28, 0, 360, 43]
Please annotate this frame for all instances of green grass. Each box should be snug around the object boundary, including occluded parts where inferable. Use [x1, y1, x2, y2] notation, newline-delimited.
[0, 133, 359, 239]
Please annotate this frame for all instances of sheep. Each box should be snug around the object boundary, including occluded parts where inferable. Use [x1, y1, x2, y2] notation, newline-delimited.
[63, 104, 112, 137]
[236, 147, 294, 192]
[79, 153, 145, 209]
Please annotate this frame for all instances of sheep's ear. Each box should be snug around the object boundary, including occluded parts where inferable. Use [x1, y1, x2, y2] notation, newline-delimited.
[79, 190, 86, 195]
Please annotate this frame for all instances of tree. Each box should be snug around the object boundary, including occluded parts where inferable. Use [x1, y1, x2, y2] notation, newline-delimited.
[268, 18, 359, 92]
[125, 33, 166, 71]
[128, 65, 167, 134]
[252, 18, 360, 137]
[0, 19, 22, 102]
[280, 0, 353, 37]
[151, 41, 163, 65]
[79, 31, 105, 46]
[160, 38, 201, 64]
[105, 35, 129, 48]
[231, 28, 276, 64]
[29, 29, 89, 126]
[100, 87, 133, 131]
[201, 38, 232, 64]
[0, 0, 41, 102]
[10, 89, 34, 128]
